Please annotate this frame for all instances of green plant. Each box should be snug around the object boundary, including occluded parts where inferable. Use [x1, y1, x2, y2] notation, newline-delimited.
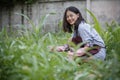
[0, 11, 120, 80]
[104, 21, 120, 60]
[86, 9, 105, 36]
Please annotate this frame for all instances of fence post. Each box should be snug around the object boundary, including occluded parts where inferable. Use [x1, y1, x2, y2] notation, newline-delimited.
[86, 0, 91, 23]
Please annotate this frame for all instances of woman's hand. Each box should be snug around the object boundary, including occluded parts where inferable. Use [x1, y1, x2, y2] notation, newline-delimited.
[76, 45, 89, 56]
[56, 46, 66, 52]
[56, 44, 70, 52]
[75, 48, 86, 56]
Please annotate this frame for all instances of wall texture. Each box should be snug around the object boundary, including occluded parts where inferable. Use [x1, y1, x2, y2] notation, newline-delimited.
[91, 0, 120, 27]
[0, 0, 120, 32]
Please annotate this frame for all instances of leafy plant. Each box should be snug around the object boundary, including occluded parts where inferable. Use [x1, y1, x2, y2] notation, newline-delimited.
[0, 11, 120, 80]
[86, 9, 104, 36]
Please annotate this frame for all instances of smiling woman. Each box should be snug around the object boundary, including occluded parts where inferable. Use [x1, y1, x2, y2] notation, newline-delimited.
[56, 6, 106, 60]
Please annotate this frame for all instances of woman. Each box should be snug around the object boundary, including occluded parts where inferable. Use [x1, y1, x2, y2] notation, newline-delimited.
[56, 6, 106, 60]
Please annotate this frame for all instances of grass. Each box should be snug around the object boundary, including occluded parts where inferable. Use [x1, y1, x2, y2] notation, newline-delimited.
[0, 12, 120, 80]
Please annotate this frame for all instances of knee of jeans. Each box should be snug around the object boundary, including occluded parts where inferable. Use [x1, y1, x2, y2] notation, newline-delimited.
[93, 54, 106, 60]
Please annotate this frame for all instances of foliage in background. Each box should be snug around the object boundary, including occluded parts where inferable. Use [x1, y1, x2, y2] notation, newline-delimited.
[104, 21, 120, 59]
[86, 9, 103, 36]
[0, 11, 120, 80]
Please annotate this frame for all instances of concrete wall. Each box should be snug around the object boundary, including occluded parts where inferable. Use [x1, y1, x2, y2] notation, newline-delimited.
[0, 0, 120, 32]
[32, 0, 86, 32]
[91, 0, 120, 27]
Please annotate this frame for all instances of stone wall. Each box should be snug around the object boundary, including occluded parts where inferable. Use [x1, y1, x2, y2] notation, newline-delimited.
[0, 0, 120, 32]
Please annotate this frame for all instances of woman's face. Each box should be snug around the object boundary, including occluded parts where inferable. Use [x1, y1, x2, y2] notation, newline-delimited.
[66, 10, 79, 25]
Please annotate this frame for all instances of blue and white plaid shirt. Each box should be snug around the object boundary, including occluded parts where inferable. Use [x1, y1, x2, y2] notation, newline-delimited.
[72, 22, 106, 60]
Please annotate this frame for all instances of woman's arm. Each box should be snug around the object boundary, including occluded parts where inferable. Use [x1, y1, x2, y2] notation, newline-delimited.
[75, 44, 89, 56]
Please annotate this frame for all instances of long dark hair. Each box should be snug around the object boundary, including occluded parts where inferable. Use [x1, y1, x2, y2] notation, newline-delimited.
[63, 6, 85, 33]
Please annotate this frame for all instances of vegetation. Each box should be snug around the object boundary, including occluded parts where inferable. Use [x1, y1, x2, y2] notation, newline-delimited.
[0, 12, 120, 80]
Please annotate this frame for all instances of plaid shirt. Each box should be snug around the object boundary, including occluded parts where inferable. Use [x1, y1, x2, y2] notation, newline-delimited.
[72, 22, 106, 60]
